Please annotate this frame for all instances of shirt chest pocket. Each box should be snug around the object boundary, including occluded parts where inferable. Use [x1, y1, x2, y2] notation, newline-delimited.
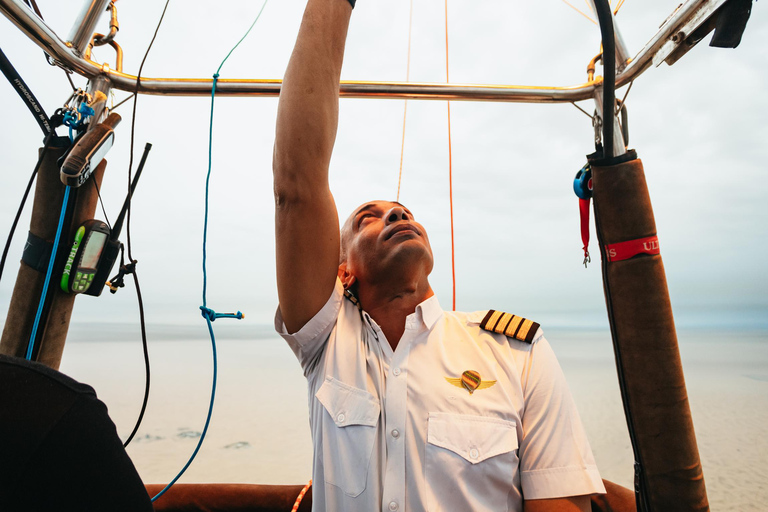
[315, 377, 380, 497]
[426, 412, 519, 512]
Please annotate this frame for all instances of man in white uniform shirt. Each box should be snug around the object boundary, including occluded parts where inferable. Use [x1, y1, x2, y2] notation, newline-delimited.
[272, 0, 605, 510]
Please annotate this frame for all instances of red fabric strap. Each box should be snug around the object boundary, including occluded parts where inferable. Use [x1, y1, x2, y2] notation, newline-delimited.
[579, 198, 591, 266]
[605, 235, 660, 262]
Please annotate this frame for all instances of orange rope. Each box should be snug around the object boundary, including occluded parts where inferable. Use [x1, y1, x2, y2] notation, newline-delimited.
[444, 0, 456, 311]
[291, 480, 312, 512]
[396, 0, 414, 202]
[561, 0, 597, 24]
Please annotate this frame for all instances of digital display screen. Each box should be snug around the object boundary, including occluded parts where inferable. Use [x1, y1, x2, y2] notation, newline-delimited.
[80, 231, 107, 270]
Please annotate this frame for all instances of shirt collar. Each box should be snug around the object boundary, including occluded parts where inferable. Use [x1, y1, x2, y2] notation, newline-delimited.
[345, 288, 443, 330]
[415, 294, 443, 330]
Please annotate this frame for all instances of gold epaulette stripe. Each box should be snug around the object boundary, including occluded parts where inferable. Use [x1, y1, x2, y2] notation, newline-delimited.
[495, 312, 512, 333]
[480, 309, 540, 344]
[517, 318, 534, 341]
[504, 315, 524, 338]
[484, 310, 503, 331]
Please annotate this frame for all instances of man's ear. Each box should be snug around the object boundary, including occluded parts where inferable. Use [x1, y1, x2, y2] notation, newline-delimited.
[337, 263, 356, 290]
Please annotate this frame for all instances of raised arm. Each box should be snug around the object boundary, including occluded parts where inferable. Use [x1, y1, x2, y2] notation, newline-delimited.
[524, 496, 591, 512]
[273, 0, 352, 333]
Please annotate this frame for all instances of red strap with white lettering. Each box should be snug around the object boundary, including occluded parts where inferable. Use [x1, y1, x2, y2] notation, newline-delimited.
[579, 198, 591, 267]
[605, 235, 660, 262]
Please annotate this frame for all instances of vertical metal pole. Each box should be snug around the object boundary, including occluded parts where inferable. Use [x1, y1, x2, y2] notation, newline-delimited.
[593, 86, 626, 158]
[66, 0, 112, 56]
[87, 74, 112, 127]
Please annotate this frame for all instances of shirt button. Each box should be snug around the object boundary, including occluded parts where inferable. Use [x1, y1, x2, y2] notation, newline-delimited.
[392, 367, 401, 376]
[469, 448, 479, 460]
[391, 429, 400, 438]
[388, 501, 399, 511]
[336, 413, 345, 423]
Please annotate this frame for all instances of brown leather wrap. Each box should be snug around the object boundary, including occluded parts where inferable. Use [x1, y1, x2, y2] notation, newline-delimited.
[591, 157, 708, 511]
[146, 483, 312, 512]
[145, 480, 632, 512]
[0, 145, 105, 370]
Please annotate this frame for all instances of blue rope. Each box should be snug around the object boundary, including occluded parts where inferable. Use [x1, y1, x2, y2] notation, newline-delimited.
[200, 306, 244, 322]
[150, 1, 267, 502]
[26, 186, 71, 360]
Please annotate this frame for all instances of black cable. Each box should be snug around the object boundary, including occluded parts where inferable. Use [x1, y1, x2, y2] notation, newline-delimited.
[121, 0, 171, 449]
[111, 93, 135, 112]
[0, 46, 52, 136]
[0, 131, 56, 285]
[92, 179, 112, 230]
[127, 0, 170, 262]
[21, 0, 43, 20]
[594, 0, 615, 159]
[122, 256, 150, 448]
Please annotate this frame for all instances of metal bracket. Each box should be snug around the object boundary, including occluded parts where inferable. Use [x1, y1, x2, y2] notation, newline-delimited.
[85, 33, 123, 73]
[652, 0, 731, 67]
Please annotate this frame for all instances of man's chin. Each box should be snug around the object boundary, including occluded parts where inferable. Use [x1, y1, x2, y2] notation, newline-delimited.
[379, 244, 433, 273]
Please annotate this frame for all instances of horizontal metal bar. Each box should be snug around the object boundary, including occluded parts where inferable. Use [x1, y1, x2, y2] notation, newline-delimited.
[106, 74, 601, 103]
[1, 0, 712, 103]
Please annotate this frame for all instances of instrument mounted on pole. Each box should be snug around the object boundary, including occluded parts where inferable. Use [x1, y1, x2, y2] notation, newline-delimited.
[60, 112, 121, 187]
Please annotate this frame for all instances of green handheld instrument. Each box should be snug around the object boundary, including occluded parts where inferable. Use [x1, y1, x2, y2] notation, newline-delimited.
[60, 220, 110, 294]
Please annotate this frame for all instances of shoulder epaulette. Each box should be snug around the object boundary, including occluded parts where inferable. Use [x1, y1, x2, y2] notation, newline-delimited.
[480, 310, 540, 343]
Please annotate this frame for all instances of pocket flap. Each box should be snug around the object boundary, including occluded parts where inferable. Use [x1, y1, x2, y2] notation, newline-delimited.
[427, 412, 517, 464]
[316, 377, 380, 427]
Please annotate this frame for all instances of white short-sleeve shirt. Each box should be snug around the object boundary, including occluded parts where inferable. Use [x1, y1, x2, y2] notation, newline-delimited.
[275, 279, 604, 512]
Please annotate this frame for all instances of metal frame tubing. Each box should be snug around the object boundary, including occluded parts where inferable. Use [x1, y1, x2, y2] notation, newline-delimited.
[66, 0, 112, 55]
[1, 0, 718, 102]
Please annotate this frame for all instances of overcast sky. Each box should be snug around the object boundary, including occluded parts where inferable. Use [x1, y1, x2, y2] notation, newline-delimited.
[0, 0, 765, 334]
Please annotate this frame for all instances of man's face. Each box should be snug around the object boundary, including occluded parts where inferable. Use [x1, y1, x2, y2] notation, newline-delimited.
[340, 201, 433, 284]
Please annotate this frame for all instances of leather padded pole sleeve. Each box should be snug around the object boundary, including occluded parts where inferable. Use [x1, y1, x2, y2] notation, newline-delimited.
[145, 483, 313, 512]
[146, 480, 633, 512]
[0, 143, 70, 363]
[0, 145, 106, 370]
[591, 157, 709, 512]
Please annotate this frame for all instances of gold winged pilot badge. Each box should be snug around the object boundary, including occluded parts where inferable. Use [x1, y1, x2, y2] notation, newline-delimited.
[445, 370, 496, 395]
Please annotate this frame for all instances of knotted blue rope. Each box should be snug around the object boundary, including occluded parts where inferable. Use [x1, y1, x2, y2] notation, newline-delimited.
[150, 0, 268, 503]
[199, 306, 244, 322]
